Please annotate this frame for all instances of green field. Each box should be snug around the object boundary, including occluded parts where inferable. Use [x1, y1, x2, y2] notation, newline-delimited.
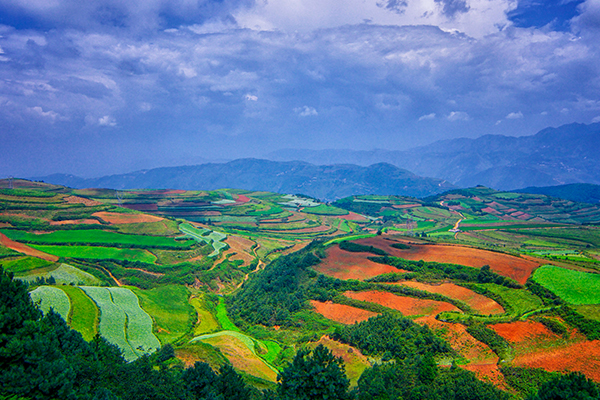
[60, 286, 99, 341]
[29, 244, 157, 263]
[132, 285, 194, 344]
[81, 286, 159, 360]
[215, 296, 239, 332]
[109, 288, 161, 355]
[29, 286, 71, 321]
[2, 256, 54, 274]
[532, 265, 600, 305]
[17, 263, 100, 285]
[1, 229, 193, 249]
[190, 295, 220, 335]
[179, 223, 227, 257]
[302, 204, 349, 216]
[477, 284, 544, 315]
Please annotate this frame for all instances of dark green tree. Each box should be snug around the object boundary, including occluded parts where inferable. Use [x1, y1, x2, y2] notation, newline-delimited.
[277, 344, 350, 400]
[529, 372, 599, 400]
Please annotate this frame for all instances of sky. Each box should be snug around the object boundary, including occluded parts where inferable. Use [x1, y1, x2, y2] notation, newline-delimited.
[1, 0, 600, 178]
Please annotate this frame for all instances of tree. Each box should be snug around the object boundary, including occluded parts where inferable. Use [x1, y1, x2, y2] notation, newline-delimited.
[529, 372, 599, 400]
[277, 344, 350, 400]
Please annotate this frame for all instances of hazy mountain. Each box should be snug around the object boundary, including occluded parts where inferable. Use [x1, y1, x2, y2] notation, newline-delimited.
[514, 183, 600, 204]
[35, 159, 455, 201]
[265, 122, 600, 190]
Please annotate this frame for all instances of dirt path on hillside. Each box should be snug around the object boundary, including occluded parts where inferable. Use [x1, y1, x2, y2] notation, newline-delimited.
[0, 232, 59, 262]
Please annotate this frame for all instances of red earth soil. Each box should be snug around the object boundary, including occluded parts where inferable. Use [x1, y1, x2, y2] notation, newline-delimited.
[355, 236, 539, 284]
[337, 212, 369, 222]
[310, 300, 379, 325]
[513, 341, 600, 382]
[392, 204, 421, 209]
[236, 195, 250, 203]
[415, 315, 507, 389]
[92, 211, 164, 224]
[396, 281, 504, 315]
[0, 232, 59, 262]
[315, 245, 406, 280]
[489, 321, 559, 343]
[344, 290, 460, 316]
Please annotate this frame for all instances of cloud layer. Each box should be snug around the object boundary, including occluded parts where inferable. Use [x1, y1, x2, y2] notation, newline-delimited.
[1, 0, 599, 177]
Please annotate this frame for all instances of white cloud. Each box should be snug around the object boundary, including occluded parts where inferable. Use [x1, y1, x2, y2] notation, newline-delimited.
[506, 111, 523, 119]
[418, 113, 436, 121]
[98, 115, 117, 127]
[294, 106, 318, 117]
[592, 115, 600, 123]
[245, 94, 258, 101]
[447, 111, 470, 121]
[29, 106, 64, 122]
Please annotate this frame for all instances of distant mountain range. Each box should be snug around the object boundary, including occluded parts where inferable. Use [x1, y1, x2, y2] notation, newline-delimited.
[514, 183, 600, 204]
[265, 122, 600, 190]
[35, 159, 455, 201]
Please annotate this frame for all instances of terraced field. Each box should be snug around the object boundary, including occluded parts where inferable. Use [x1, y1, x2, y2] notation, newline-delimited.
[29, 286, 70, 321]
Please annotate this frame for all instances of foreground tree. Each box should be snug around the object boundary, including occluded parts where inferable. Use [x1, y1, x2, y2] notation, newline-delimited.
[529, 372, 599, 400]
[277, 344, 350, 400]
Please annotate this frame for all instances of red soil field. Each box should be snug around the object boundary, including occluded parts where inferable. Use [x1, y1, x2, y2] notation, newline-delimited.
[345, 290, 459, 316]
[416, 316, 505, 388]
[397, 281, 504, 315]
[513, 341, 600, 382]
[0, 232, 59, 262]
[338, 212, 369, 222]
[489, 321, 559, 343]
[315, 245, 406, 280]
[355, 236, 539, 284]
[236, 195, 250, 203]
[310, 300, 379, 325]
[392, 204, 420, 209]
[92, 211, 164, 224]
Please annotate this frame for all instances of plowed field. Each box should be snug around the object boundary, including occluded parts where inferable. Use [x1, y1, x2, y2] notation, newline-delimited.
[489, 321, 559, 343]
[397, 281, 504, 315]
[356, 237, 539, 284]
[344, 290, 459, 316]
[315, 245, 405, 280]
[222, 235, 256, 267]
[310, 300, 378, 324]
[415, 315, 505, 389]
[93, 211, 164, 224]
[512, 341, 600, 381]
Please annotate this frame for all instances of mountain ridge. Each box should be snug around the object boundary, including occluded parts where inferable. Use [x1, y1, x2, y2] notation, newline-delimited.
[33, 158, 455, 201]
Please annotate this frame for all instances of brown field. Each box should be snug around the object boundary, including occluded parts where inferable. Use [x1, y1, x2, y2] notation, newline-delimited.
[236, 194, 250, 203]
[489, 321, 559, 344]
[49, 219, 101, 225]
[312, 336, 371, 386]
[263, 224, 332, 234]
[512, 341, 600, 382]
[0, 232, 59, 262]
[222, 235, 256, 267]
[355, 236, 539, 284]
[344, 290, 460, 316]
[92, 211, 164, 224]
[392, 204, 421, 209]
[200, 335, 277, 382]
[315, 245, 406, 280]
[338, 212, 369, 222]
[310, 300, 379, 324]
[63, 195, 103, 206]
[396, 281, 504, 315]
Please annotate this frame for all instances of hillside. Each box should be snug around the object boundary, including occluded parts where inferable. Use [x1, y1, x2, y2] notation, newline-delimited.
[2, 179, 600, 399]
[514, 183, 600, 204]
[35, 159, 455, 201]
[266, 122, 600, 190]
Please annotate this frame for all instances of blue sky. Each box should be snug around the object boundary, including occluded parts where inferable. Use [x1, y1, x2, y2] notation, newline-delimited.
[1, 0, 599, 177]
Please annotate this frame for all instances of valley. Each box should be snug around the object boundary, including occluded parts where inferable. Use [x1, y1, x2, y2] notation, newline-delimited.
[2, 179, 600, 398]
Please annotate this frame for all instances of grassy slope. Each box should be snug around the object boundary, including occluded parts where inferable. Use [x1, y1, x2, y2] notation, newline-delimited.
[533, 265, 600, 304]
[60, 285, 99, 341]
